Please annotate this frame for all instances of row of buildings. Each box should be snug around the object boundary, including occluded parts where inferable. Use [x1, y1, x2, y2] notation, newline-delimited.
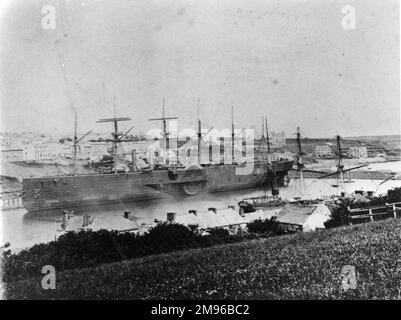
[313, 145, 386, 159]
[0, 144, 93, 162]
[0, 143, 387, 163]
[0, 143, 379, 163]
[0, 129, 288, 163]
[60, 203, 331, 235]
[1, 129, 389, 163]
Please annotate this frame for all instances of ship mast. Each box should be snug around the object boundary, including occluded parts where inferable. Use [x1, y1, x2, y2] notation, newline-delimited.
[264, 117, 279, 196]
[317, 135, 369, 190]
[195, 98, 215, 165]
[97, 114, 132, 174]
[296, 126, 305, 198]
[261, 118, 265, 142]
[149, 98, 178, 166]
[258, 117, 265, 151]
[265, 117, 271, 155]
[72, 111, 92, 175]
[197, 98, 201, 164]
[231, 105, 235, 164]
[336, 135, 345, 189]
[73, 110, 78, 173]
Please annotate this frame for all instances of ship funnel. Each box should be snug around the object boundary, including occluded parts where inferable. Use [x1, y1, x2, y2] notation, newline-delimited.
[62, 211, 69, 231]
[132, 149, 137, 170]
[220, 137, 225, 164]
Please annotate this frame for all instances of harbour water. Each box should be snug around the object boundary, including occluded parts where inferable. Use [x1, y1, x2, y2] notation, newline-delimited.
[1, 175, 401, 252]
[307, 160, 401, 172]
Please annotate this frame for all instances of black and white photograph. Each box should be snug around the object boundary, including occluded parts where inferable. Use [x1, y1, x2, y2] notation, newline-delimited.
[0, 0, 400, 304]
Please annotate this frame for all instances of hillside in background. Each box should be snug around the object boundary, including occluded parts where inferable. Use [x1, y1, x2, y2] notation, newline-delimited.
[282, 134, 400, 157]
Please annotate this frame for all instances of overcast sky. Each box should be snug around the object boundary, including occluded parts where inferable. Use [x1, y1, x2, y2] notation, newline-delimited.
[0, 0, 399, 138]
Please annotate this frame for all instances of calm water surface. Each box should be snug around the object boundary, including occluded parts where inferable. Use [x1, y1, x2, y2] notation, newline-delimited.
[2, 174, 401, 251]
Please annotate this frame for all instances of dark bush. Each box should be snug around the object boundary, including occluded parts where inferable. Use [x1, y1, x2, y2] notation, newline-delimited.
[2, 222, 255, 283]
[324, 203, 349, 228]
[247, 217, 292, 236]
[325, 187, 401, 229]
[388, 187, 401, 203]
[8, 218, 401, 300]
[12, 186, 400, 285]
[2, 229, 126, 283]
[207, 227, 229, 237]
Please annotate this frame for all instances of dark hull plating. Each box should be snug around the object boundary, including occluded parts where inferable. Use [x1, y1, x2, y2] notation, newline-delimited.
[22, 161, 293, 212]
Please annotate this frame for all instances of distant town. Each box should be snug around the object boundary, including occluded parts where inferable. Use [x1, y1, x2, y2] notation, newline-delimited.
[1, 131, 399, 165]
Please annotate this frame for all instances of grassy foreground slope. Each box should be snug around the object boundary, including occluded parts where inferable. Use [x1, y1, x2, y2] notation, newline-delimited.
[6, 219, 401, 299]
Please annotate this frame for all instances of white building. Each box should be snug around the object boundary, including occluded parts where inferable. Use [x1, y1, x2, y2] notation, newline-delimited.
[270, 132, 286, 145]
[314, 145, 334, 158]
[276, 203, 332, 231]
[23, 145, 50, 160]
[0, 149, 23, 162]
[0, 135, 11, 146]
[1, 145, 52, 162]
[348, 146, 368, 159]
[271, 151, 294, 161]
[34, 145, 47, 159]
[61, 144, 93, 159]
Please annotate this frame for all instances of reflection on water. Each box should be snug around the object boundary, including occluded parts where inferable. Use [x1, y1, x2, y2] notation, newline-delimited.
[2, 178, 401, 251]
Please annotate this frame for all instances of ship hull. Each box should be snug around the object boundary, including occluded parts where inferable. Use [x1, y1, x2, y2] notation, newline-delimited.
[22, 161, 293, 212]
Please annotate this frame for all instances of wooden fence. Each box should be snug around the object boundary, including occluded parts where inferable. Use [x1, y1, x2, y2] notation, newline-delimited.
[347, 202, 401, 223]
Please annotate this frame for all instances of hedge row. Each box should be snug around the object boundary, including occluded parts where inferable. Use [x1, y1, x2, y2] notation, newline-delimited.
[5, 218, 401, 299]
[325, 187, 401, 228]
[4, 221, 294, 284]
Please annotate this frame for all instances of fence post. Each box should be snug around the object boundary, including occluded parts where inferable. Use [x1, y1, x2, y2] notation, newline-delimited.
[369, 208, 374, 222]
[347, 206, 352, 225]
[393, 204, 397, 219]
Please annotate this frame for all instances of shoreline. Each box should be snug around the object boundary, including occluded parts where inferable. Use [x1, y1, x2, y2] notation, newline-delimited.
[289, 170, 401, 181]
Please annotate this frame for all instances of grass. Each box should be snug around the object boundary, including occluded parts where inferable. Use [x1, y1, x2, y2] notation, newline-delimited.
[5, 218, 401, 299]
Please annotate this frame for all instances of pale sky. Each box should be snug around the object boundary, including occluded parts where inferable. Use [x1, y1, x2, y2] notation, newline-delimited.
[0, 0, 399, 138]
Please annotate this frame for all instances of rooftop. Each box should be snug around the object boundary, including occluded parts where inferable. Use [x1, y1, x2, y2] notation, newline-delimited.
[276, 204, 318, 226]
